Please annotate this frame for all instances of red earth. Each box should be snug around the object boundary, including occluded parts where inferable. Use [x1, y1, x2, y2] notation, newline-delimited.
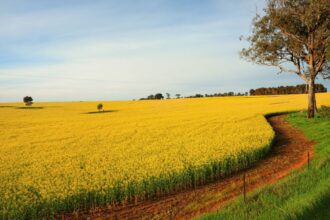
[61, 115, 314, 220]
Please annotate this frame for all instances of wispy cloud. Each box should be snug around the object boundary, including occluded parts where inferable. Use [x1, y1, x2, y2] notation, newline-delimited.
[0, 0, 328, 102]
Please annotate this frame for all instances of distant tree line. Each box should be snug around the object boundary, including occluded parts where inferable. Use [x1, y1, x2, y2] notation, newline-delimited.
[139, 91, 248, 100]
[186, 92, 248, 98]
[138, 84, 327, 100]
[250, 84, 327, 96]
[139, 93, 164, 100]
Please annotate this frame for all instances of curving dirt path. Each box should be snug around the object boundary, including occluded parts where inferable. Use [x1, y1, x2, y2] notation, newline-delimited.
[63, 115, 314, 220]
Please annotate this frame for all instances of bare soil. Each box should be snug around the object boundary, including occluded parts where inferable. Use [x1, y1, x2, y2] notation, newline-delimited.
[62, 115, 314, 220]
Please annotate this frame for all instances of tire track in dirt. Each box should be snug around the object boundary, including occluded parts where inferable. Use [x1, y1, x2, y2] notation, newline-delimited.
[63, 115, 314, 220]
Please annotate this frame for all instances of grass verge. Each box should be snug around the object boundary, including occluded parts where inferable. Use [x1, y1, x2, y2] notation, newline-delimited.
[199, 112, 330, 220]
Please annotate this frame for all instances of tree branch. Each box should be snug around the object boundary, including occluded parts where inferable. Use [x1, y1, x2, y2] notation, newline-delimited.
[315, 54, 326, 74]
[276, 65, 308, 82]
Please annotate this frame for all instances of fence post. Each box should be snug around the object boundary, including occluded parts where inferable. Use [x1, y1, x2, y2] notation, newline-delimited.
[308, 151, 310, 169]
[243, 173, 246, 202]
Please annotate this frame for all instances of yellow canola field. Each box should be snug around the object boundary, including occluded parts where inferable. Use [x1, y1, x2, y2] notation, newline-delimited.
[0, 93, 330, 218]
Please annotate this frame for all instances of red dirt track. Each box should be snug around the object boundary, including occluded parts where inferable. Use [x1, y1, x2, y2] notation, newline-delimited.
[63, 115, 314, 220]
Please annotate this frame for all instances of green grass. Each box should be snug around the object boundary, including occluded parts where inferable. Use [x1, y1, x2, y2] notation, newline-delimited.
[199, 112, 330, 220]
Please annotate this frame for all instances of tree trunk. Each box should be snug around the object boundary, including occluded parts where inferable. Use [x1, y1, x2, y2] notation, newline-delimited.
[314, 95, 318, 112]
[307, 78, 316, 118]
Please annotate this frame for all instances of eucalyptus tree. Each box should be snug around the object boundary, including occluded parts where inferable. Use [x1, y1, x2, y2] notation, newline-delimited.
[241, 0, 329, 118]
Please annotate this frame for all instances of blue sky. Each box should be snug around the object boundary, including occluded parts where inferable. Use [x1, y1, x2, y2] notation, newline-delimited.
[0, 0, 329, 102]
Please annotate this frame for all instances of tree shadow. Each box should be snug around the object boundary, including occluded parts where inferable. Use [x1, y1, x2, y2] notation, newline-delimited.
[84, 110, 118, 114]
[271, 102, 289, 105]
[15, 107, 44, 109]
[0, 106, 14, 108]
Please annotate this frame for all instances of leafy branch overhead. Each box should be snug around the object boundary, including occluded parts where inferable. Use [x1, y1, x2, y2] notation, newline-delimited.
[241, 0, 330, 82]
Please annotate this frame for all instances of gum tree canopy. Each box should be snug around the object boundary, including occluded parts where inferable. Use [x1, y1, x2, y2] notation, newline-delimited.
[241, 0, 330, 118]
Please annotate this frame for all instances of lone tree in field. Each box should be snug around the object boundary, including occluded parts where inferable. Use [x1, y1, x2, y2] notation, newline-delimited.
[241, 0, 329, 118]
[97, 103, 103, 112]
[23, 96, 33, 106]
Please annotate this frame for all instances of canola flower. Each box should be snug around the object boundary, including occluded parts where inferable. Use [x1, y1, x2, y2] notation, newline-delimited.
[0, 93, 330, 219]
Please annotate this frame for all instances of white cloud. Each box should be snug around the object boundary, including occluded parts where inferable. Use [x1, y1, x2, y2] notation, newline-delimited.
[1, 0, 328, 102]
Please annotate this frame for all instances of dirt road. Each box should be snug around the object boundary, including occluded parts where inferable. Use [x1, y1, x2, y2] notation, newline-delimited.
[63, 115, 314, 220]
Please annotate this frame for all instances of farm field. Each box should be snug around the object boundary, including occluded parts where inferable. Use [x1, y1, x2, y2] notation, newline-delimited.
[201, 111, 330, 220]
[0, 93, 330, 218]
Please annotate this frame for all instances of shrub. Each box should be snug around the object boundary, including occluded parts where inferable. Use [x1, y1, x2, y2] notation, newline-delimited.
[319, 105, 330, 118]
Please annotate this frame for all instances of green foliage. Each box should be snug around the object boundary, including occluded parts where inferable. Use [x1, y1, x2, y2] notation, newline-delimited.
[154, 93, 164, 100]
[97, 103, 103, 111]
[319, 105, 330, 119]
[200, 112, 330, 220]
[241, 0, 329, 118]
[139, 93, 164, 100]
[250, 84, 327, 95]
[23, 96, 33, 106]
[241, 0, 329, 86]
